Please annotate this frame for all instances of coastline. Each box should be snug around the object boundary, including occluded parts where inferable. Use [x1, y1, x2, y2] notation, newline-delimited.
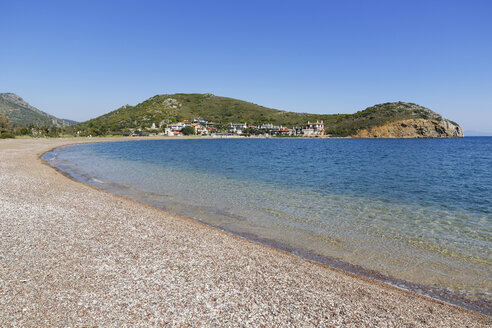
[1, 137, 490, 326]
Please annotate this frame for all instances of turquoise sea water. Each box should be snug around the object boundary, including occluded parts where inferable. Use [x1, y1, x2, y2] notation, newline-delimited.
[43, 138, 492, 311]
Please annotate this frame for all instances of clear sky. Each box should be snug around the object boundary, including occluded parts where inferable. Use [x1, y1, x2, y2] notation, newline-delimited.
[1, 0, 491, 134]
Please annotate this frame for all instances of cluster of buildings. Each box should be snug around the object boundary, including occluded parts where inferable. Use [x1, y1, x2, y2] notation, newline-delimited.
[164, 119, 211, 136]
[254, 121, 326, 137]
[146, 118, 326, 137]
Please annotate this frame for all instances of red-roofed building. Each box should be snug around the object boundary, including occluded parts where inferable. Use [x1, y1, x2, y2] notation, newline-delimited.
[306, 121, 324, 132]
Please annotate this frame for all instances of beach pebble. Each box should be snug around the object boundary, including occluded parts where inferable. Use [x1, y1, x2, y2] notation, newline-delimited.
[0, 138, 490, 327]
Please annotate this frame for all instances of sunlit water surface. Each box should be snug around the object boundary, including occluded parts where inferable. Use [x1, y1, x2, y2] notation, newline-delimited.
[43, 138, 492, 307]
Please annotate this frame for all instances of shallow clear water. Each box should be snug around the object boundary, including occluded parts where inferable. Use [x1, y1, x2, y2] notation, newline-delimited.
[43, 138, 492, 305]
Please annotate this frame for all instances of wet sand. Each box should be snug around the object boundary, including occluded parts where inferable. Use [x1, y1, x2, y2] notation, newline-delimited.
[0, 137, 490, 326]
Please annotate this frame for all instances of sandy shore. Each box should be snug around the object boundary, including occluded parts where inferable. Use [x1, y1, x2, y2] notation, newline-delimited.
[0, 137, 490, 327]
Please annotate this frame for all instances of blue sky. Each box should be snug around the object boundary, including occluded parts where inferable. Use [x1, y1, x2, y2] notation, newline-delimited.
[1, 0, 491, 134]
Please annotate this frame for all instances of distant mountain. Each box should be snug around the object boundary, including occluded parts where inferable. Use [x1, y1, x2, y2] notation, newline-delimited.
[75, 93, 463, 138]
[0, 93, 69, 127]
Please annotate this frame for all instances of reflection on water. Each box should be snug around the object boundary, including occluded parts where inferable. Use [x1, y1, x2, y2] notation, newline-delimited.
[43, 138, 492, 306]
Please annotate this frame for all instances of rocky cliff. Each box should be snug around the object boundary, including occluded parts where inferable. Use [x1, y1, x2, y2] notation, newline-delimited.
[354, 118, 464, 138]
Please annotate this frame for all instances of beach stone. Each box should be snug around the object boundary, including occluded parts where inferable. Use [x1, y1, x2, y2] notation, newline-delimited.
[0, 137, 489, 327]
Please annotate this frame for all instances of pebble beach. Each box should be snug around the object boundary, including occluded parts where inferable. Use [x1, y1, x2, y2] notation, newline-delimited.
[1, 138, 490, 327]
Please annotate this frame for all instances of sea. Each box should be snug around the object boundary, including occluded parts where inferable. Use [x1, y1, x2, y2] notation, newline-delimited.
[43, 137, 492, 314]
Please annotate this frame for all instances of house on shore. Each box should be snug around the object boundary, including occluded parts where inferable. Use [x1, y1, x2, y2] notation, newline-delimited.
[229, 123, 247, 134]
[299, 121, 324, 136]
[277, 127, 293, 135]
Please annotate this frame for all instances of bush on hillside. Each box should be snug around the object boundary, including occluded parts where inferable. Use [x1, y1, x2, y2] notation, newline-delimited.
[0, 131, 15, 139]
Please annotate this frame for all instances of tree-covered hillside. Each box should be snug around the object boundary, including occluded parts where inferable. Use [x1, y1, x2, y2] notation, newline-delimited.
[0, 93, 69, 127]
[325, 101, 458, 136]
[74, 94, 456, 137]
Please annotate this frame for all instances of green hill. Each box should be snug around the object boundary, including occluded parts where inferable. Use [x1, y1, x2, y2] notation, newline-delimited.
[74, 93, 461, 137]
[0, 93, 69, 127]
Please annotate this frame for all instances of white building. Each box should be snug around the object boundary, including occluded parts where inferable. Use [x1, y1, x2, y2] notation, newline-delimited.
[305, 121, 324, 135]
[229, 123, 247, 134]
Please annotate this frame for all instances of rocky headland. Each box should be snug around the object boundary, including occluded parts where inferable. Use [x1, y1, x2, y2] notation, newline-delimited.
[355, 118, 464, 138]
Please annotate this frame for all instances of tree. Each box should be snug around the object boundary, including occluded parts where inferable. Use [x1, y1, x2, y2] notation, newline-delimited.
[0, 114, 10, 129]
[181, 126, 195, 136]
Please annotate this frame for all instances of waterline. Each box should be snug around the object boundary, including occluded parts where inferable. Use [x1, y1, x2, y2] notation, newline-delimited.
[43, 138, 492, 314]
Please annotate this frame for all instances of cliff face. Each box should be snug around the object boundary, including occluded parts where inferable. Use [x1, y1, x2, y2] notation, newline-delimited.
[354, 118, 464, 138]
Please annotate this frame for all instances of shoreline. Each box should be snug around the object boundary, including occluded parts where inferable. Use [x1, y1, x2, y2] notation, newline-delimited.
[42, 138, 491, 316]
[1, 137, 490, 326]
